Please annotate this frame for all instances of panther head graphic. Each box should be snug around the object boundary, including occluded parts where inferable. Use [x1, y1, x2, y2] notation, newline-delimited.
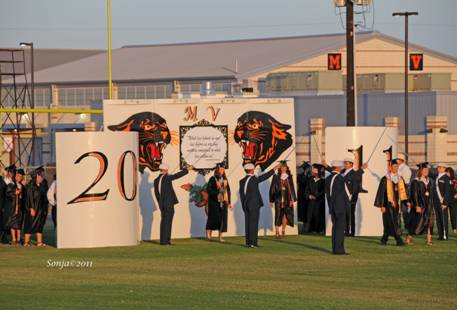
[234, 111, 292, 171]
[108, 112, 171, 173]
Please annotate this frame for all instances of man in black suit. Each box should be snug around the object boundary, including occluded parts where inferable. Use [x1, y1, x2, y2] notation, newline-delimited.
[239, 163, 279, 248]
[154, 163, 192, 245]
[325, 160, 350, 255]
[435, 163, 453, 241]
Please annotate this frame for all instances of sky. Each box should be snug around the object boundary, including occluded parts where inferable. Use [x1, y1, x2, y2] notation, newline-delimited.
[1, 0, 456, 56]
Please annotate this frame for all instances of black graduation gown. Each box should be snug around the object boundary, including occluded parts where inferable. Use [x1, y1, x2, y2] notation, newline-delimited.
[269, 174, 296, 227]
[297, 172, 309, 223]
[374, 176, 405, 239]
[449, 179, 457, 230]
[206, 176, 231, 232]
[409, 178, 435, 235]
[24, 182, 49, 234]
[4, 182, 25, 230]
[0, 176, 7, 235]
[304, 175, 325, 233]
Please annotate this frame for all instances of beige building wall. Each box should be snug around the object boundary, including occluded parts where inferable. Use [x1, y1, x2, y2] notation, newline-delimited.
[296, 116, 457, 170]
[250, 37, 457, 90]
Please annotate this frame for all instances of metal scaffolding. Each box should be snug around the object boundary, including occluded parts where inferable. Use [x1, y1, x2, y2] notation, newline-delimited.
[0, 48, 36, 168]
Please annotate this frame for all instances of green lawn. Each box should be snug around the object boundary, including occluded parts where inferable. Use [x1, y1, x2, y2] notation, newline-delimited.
[1, 228, 456, 310]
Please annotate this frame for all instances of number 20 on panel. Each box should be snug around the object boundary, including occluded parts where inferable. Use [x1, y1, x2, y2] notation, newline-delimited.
[68, 151, 138, 204]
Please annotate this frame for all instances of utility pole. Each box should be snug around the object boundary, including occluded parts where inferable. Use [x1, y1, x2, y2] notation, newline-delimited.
[392, 11, 418, 160]
[346, 0, 355, 126]
[107, 0, 113, 99]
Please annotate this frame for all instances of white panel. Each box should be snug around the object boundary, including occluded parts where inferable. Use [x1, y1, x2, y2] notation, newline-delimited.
[56, 132, 139, 248]
[325, 126, 398, 236]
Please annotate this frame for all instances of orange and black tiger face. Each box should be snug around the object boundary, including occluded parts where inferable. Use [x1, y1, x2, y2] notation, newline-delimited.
[234, 111, 292, 171]
[108, 112, 171, 173]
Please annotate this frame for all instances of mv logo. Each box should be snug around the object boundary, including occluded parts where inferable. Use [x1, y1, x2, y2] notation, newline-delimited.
[409, 53, 423, 71]
[328, 53, 342, 70]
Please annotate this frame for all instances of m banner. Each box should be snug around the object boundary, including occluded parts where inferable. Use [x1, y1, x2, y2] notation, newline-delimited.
[104, 98, 297, 240]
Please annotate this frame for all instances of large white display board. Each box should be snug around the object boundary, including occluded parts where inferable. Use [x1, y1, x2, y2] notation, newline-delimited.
[325, 127, 398, 236]
[56, 132, 139, 248]
[103, 98, 297, 240]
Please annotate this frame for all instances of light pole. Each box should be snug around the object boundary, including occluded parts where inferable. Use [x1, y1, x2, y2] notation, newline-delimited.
[392, 11, 418, 160]
[20, 42, 36, 166]
[19, 42, 34, 110]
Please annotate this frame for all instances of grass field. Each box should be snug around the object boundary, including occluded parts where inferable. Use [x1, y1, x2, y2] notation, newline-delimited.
[1, 227, 456, 310]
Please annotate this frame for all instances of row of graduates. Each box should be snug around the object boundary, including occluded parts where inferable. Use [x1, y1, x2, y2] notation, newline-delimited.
[153, 161, 297, 247]
[375, 160, 456, 246]
[298, 152, 365, 236]
[0, 165, 54, 247]
[321, 153, 456, 254]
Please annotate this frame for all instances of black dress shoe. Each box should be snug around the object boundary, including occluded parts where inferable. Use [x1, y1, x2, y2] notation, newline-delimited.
[333, 252, 347, 255]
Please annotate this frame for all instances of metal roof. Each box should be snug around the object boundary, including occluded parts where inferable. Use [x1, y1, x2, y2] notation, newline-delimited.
[0, 48, 105, 80]
[7, 31, 457, 85]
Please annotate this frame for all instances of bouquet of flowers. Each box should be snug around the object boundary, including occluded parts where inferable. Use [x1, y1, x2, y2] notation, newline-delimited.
[181, 183, 208, 208]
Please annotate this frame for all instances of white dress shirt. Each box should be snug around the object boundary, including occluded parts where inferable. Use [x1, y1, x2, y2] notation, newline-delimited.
[398, 163, 412, 185]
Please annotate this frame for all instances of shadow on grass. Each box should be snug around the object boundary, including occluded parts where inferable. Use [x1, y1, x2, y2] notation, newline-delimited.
[265, 237, 333, 254]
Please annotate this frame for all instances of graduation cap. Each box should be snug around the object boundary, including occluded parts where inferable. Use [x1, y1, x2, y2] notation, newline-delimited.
[390, 159, 399, 165]
[278, 160, 289, 166]
[6, 164, 16, 173]
[36, 166, 45, 175]
[16, 168, 25, 176]
[417, 162, 430, 169]
[383, 146, 393, 161]
[300, 161, 311, 168]
[30, 166, 45, 176]
[215, 162, 226, 169]
[312, 163, 323, 170]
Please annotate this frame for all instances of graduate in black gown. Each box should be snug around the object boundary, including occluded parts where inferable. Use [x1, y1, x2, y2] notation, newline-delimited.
[206, 163, 232, 242]
[5, 168, 26, 245]
[304, 164, 325, 234]
[10, 169, 26, 244]
[374, 159, 406, 246]
[23, 167, 49, 247]
[297, 162, 311, 224]
[406, 163, 436, 245]
[445, 167, 457, 235]
[1, 165, 16, 244]
[0, 167, 8, 244]
[325, 160, 350, 255]
[269, 161, 296, 239]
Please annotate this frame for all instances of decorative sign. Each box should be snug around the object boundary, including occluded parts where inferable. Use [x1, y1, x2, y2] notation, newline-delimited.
[328, 53, 342, 70]
[103, 98, 297, 240]
[56, 132, 139, 249]
[409, 53, 423, 71]
[180, 119, 228, 174]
